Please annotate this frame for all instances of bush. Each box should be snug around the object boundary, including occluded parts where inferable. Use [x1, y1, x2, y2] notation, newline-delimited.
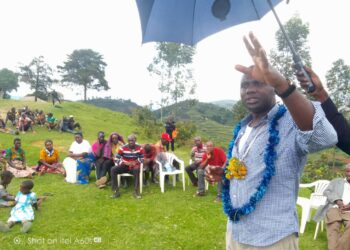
[174, 121, 197, 147]
[301, 153, 343, 183]
[132, 107, 162, 139]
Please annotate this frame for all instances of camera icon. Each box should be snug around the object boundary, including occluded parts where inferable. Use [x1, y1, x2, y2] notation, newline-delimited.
[13, 237, 21, 245]
[93, 237, 102, 243]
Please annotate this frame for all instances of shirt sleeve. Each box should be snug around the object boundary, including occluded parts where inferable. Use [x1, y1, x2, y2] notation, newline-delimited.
[138, 147, 144, 163]
[69, 142, 75, 152]
[220, 149, 227, 167]
[322, 98, 350, 155]
[15, 192, 20, 202]
[85, 141, 92, 153]
[39, 149, 46, 161]
[31, 193, 37, 204]
[294, 102, 338, 154]
[91, 142, 98, 154]
[116, 148, 123, 160]
[5, 148, 11, 158]
[0, 187, 8, 198]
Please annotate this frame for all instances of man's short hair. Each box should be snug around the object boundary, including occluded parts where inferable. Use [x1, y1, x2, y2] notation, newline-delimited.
[0, 171, 14, 180]
[14, 138, 21, 144]
[128, 134, 137, 141]
[194, 136, 201, 141]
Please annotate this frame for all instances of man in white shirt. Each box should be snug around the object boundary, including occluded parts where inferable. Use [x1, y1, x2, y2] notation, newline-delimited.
[314, 164, 350, 250]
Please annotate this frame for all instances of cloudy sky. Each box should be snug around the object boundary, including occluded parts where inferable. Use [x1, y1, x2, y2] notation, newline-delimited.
[0, 0, 349, 106]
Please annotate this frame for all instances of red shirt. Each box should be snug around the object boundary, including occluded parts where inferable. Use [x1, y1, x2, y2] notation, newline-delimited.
[142, 144, 156, 161]
[201, 147, 226, 168]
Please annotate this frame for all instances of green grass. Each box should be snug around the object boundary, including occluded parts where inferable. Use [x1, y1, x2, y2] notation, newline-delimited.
[0, 100, 328, 249]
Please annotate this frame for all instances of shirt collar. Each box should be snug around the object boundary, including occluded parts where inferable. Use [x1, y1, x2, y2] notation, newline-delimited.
[240, 103, 279, 128]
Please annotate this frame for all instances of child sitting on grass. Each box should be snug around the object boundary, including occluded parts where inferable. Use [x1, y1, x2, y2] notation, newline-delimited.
[0, 171, 15, 207]
[0, 180, 43, 233]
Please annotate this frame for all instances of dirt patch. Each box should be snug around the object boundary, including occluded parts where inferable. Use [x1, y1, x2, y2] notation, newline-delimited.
[30, 141, 67, 152]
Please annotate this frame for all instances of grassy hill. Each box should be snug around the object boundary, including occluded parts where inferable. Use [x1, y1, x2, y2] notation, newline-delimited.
[0, 99, 329, 249]
[154, 100, 234, 149]
[84, 98, 141, 115]
[210, 99, 237, 110]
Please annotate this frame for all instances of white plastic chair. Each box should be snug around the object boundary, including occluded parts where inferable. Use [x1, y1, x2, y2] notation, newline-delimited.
[297, 180, 330, 239]
[117, 163, 143, 194]
[156, 152, 185, 193]
[188, 159, 209, 190]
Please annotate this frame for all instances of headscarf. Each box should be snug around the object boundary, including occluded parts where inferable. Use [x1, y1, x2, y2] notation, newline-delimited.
[103, 132, 125, 159]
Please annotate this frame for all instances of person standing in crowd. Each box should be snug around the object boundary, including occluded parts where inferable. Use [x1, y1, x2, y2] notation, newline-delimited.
[165, 117, 176, 152]
[206, 32, 337, 249]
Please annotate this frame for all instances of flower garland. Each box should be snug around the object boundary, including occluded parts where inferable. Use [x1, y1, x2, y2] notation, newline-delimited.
[222, 104, 286, 223]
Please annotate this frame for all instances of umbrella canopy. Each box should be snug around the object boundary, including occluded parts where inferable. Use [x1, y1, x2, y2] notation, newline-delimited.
[136, 0, 284, 46]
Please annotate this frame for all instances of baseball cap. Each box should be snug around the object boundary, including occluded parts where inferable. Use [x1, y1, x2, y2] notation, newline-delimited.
[69, 115, 74, 118]
[161, 133, 171, 142]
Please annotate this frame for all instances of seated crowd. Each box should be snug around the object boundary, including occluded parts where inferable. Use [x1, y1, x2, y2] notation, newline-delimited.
[0, 106, 82, 134]
[0, 128, 225, 201]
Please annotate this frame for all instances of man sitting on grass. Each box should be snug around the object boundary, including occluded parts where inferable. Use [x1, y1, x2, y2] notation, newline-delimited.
[17, 113, 34, 134]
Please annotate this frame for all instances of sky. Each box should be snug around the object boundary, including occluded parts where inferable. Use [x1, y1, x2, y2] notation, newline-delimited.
[0, 0, 349, 107]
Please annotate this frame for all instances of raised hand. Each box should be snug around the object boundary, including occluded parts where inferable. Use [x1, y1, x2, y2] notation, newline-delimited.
[235, 32, 288, 90]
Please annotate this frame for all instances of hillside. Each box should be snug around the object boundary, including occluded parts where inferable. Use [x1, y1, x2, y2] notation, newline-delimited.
[84, 98, 141, 114]
[154, 100, 234, 126]
[0, 100, 146, 162]
[153, 100, 234, 148]
[210, 99, 236, 110]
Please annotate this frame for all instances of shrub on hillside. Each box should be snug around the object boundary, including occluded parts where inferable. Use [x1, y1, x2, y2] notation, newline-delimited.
[301, 153, 343, 183]
[132, 107, 162, 139]
[175, 121, 197, 147]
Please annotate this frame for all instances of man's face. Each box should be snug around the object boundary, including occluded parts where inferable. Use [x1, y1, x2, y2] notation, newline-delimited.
[240, 78, 275, 114]
[98, 133, 105, 143]
[14, 140, 21, 149]
[45, 141, 53, 151]
[345, 166, 350, 183]
[206, 143, 214, 154]
[161, 138, 169, 146]
[194, 139, 202, 147]
[128, 138, 136, 148]
[75, 134, 83, 144]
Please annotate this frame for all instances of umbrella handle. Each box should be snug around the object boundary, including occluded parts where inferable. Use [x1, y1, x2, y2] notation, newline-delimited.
[267, 0, 315, 93]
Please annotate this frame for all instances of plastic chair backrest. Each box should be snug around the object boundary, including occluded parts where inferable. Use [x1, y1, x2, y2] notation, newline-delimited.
[166, 152, 176, 166]
[314, 180, 330, 195]
[310, 180, 330, 208]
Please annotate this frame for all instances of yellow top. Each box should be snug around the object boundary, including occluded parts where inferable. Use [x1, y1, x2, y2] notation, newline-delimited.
[39, 148, 59, 164]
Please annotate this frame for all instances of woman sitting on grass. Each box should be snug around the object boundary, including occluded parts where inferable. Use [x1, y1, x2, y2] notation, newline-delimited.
[0, 171, 15, 207]
[5, 138, 35, 178]
[0, 180, 41, 233]
[34, 140, 65, 176]
[63, 132, 94, 184]
[46, 113, 57, 131]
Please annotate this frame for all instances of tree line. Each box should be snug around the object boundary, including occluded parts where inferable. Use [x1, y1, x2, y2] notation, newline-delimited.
[0, 49, 109, 101]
